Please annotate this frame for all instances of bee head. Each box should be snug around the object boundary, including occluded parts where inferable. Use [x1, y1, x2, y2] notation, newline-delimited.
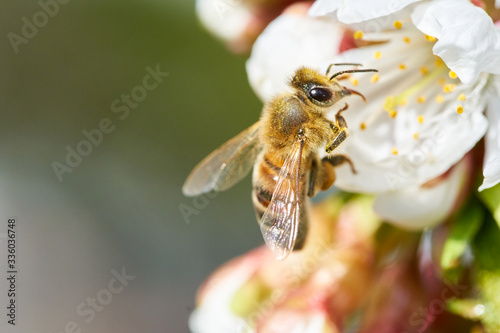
[290, 67, 357, 108]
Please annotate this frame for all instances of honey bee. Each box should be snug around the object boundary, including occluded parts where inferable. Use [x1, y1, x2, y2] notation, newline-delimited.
[183, 64, 377, 260]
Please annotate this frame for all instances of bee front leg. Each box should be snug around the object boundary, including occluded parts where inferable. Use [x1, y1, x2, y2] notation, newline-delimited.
[326, 104, 350, 153]
[324, 154, 357, 174]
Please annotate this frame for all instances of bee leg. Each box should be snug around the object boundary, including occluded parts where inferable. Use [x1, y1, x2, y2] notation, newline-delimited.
[307, 159, 319, 197]
[326, 104, 350, 153]
[324, 154, 357, 174]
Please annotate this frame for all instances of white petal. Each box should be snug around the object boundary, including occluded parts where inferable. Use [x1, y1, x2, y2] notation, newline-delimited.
[330, 29, 489, 193]
[373, 158, 468, 230]
[196, 0, 252, 43]
[309, 0, 421, 23]
[189, 263, 256, 333]
[246, 13, 343, 102]
[497, 0, 500, 9]
[412, 0, 500, 84]
[479, 81, 500, 191]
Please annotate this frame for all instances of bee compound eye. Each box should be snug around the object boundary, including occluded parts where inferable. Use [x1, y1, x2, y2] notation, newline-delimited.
[309, 87, 333, 102]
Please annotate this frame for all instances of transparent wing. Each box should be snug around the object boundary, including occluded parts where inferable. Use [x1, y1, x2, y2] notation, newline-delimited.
[182, 122, 261, 196]
[260, 140, 304, 260]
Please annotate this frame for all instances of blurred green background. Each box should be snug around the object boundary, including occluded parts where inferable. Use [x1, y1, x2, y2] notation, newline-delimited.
[0, 0, 263, 332]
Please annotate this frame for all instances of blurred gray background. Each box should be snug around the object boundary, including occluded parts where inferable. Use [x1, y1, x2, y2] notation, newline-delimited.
[0, 1, 262, 332]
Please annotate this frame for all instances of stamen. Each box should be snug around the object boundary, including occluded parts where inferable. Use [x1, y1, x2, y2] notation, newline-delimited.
[389, 110, 398, 118]
[457, 105, 464, 114]
[360, 122, 366, 130]
[448, 71, 457, 79]
[353, 30, 363, 39]
[413, 132, 419, 140]
[458, 94, 466, 102]
[370, 73, 380, 83]
[350, 78, 359, 86]
[417, 96, 426, 104]
[425, 35, 437, 42]
[436, 94, 445, 103]
[399, 64, 407, 70]
[394, 21, 403, 29]
[443, 84, 456, 93]
[404, 37, 411, 43]
[399, 99, 407, 106]
[418, 115, 424, 124]
[420, 66, 428, 75]
[391, 147, 399, 155]
[437, 78, 446, 86]
[435, 57, 444, 67]
[374, 51, 382, 59]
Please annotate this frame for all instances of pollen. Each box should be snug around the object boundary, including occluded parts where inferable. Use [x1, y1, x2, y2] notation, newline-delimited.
[360, 122, 366, 130]
[404, 36, 411, 43]
[417, 115, 424, 124]
[399, 64, 407, 70]
[458, 93, 466, 102]
[436, 94, 445, 103]
[448, 71, 457, 79]
[425, 34, 437, 42]
[438, 78, 446, 86]
[370, 73, 380, 83]
[353, 30, 363, 39]
[435, 57, 444, 67]
[443, 84, 456, 93]
[457, 105, 464, 114]
[374, 51, 382, 59]
[394, 20, 403, 29]
[420, 66, 428, 75]
[391, 147, 399, 155]
[417, 95, 426, 104]
[389, 110, 398, 118]
[413, 132, 419, 140]
[350, 77, 359, 86]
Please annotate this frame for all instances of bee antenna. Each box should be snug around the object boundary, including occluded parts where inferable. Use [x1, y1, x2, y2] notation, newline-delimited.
[329, 69, 378, 81]
[325, 63, 363, 76]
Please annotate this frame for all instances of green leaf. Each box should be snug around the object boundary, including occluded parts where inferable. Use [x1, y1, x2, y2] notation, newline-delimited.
[478, 183, 500, 228]
[441, 199, 483, 281]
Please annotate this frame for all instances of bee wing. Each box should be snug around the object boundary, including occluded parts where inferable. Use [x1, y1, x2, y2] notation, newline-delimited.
[260, 140, 304, 260]
[182, 122, 261, 196]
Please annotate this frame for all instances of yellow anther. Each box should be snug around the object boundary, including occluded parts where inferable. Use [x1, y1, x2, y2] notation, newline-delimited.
[370, 73, 380, 83]
[391, 147, 399, 155]
[353, 30, 363, 39]
[394, 21, 403, 29]
[438, 78, 446, 86]
[436, 94, 445, 103]
[418, 115, 424, 124]
[457, 105, 464, 114]
[403, 37, 411, 43]
[350, 77, 359, 86]
[413, 132, 419, 140]
[420, 66, 428, 75]
[399, 64, 407, 70]
[384, 96, 395, 112]
[360, 122, 366, 130]
[374, 51, 382, 59]
[449, 71, 457, 79]
[425, 34, 436, 42]
[398, 99, 408, 106]
[443, 84, 456, 93]
[417, 95, 426, 104]
[435, 57, 444, 67]
[458, 94, 466, 102]
[389, 110, 398, 118]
